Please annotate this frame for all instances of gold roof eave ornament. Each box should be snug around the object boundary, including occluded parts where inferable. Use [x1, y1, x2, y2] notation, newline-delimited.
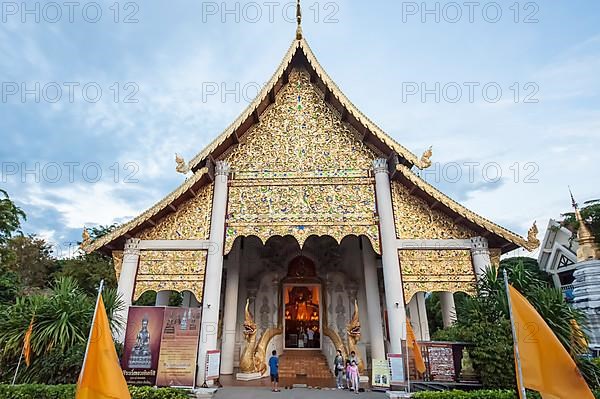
[175, 153, 190, 175]
[81, 227, 91, 248]
[419, 146, 433, 169]
[526, 221, 540, 251]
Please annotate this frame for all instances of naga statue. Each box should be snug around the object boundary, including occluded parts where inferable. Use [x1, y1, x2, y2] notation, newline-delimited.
[346, 299, 364, 373]
[239, 299, 258, 373]
[239, 299, 282, 375]
[253, 327, 282, 375]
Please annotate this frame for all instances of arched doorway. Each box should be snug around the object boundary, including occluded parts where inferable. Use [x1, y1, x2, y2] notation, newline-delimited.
[282, 256, 322, 350]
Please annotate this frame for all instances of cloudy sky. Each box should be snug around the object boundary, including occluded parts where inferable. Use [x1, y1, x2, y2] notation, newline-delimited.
[1, 0, 599, 258]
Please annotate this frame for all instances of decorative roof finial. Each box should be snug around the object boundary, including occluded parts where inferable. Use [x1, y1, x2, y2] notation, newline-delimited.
[569, 188, 600, 262]
[569, 186, 577, 209]
[295, 0, 303, 40]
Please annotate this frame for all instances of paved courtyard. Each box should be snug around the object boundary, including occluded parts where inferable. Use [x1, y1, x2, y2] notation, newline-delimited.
[214, 387, 390, 399]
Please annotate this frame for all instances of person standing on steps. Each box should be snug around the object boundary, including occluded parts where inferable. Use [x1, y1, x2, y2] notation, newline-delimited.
[269, 350, 280, 392]
[333, 349, 344, 389]
[349, 360, 360, 394]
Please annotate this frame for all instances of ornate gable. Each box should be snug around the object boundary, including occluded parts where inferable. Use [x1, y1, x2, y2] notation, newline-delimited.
[222, 69, 381, 253]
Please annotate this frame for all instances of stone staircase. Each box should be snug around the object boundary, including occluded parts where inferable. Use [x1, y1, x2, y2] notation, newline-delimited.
[278, 350, 333, 379]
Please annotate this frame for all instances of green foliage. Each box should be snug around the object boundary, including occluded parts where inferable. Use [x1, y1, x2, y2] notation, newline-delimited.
[0, 189, 26, 246]
[432, 257, 595, 390]
[413, 390, 518, 399]
[0, 385, 189, 399]
[4, 235, 57, 291]
[54, 252, 117, 295]
[413, 390, 600, 399]
[86, 224, 119, 241]
[562, 199, 600, 245]
[0, 264, 20, 305]
[0, 277, 124, 384]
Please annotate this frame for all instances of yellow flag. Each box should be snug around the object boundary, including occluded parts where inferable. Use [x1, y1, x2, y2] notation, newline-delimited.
[406, 319, 426, 374]
[23, 317, 34, 367]
[508, 285, 594, 399]
[76, 294, 131, 399]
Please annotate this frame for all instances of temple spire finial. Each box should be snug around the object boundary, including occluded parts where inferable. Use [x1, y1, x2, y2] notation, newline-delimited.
[295, 0, 303, 40]
[569, 187, 600, 262]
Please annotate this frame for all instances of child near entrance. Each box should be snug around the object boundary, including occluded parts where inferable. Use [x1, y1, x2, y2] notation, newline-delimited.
[269, 350, 280, 392]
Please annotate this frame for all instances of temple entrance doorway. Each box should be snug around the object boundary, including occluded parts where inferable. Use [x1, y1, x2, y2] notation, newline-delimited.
[283, 284, 321, 349]
[282, 256, 322, 350]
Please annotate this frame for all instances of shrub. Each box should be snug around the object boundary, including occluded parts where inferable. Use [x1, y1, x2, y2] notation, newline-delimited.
[0, 385, 189, 399]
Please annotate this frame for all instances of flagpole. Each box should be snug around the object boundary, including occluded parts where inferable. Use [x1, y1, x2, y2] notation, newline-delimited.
[11, 344, 25, 385]
[404, 337, 411, 393]
[504, 270, 527, 399]
[79, 279, 105, 382]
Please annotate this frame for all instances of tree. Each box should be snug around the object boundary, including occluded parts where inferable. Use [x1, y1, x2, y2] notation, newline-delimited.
[4, 235, 57, 292]
[0, 265, 20, 305]
[54, 252, 117, 295]
[0, 189, 26, 246]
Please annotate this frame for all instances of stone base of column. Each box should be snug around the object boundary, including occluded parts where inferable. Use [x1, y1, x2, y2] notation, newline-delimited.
[235, 372, 262, 381]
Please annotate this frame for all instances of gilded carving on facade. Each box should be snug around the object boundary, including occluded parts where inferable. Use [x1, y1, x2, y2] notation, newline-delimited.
[221, 68, 381, 253]
[136, 183, 213, 240]
[133, 250, 207, 301]
[222, 69, 377, 172]
[399, 249, 476, 302]
[391, 181, 476, 240]
[112, 250, 124, 281]
[490, 248, 502, 269]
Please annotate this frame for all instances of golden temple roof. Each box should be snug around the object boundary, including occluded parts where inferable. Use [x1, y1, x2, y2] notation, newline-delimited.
[83, 30, 535, 255]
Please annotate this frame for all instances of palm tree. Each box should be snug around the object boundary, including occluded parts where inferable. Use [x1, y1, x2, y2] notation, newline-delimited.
[0, 277, 125, 383]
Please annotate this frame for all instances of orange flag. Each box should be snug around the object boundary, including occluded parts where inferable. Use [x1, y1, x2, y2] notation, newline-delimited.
[76, 294, 131, 399]
[406, 319, 426, 374]
[508, 285, 594, 399]
[23, 317, 34, 367]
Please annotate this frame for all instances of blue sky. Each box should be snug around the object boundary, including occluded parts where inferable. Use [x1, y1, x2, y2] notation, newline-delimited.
[1, 0, 599, 258]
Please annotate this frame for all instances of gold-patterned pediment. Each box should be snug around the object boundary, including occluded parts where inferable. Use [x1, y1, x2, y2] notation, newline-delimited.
[133, 250, 207, 301]
[220, 68, 381, 252]
[392, 181, 476, 240]
[400, 249, 476, 302]
[135, 183, 213, 241]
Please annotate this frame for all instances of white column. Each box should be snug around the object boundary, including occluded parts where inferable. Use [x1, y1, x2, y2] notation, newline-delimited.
[361, 236, 386, 360]
[440, 292, 457, 328]
[407, 295, 422, 339]
[220, 238, 241, 375]
[471, 236, 491, 281]
[197, 161, 230, 385]
[416, 292, 430, 341]
[114, 238, 141, 343]
[155, 290, 171, 306]
[373, 158, 407, 354]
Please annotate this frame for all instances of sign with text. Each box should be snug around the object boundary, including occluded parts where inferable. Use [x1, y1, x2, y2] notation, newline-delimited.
[372, 359, 391, 388]
[427, 343, 455, 382]
[388, 353, 405, 384]
[122, 307, 165, 385]
[205, 350, 221, 380]
[156, 307, 202, 388]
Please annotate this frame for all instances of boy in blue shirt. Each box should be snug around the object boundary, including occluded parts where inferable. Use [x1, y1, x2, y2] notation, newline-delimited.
[268, 350, 280, 392]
